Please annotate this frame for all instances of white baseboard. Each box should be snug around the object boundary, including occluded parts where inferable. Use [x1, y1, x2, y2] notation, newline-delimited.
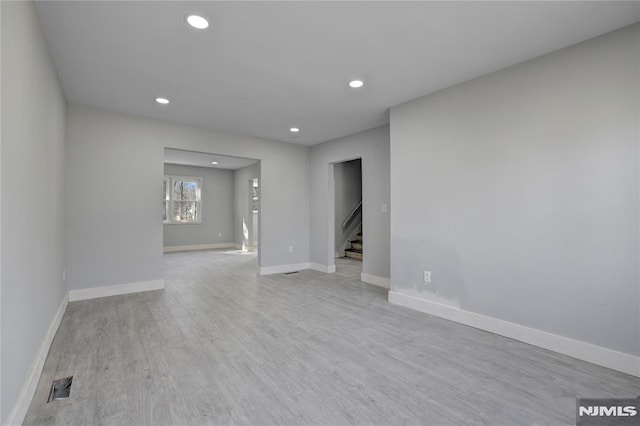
[5, 294, 68, 426]
[388, 291, 640, 377]
[259, 263, 311, 275]
[163, 243, 236, 253]
[68, 279, 165, 302]
[361, 273, 390, 289]
[259, 262, 338, 275]
[310, 263, 336, 273]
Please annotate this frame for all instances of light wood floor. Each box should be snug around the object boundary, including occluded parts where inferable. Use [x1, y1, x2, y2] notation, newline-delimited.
[24, 250, 640, 425]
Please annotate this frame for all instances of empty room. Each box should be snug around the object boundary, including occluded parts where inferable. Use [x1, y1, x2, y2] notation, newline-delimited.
[2, 1, 639, 425]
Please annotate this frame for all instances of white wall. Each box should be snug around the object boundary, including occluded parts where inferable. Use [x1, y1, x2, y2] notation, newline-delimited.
[1, 1, 68, 422]
[66, 104, 309, 290]
[0, 0, 3, 418]
[310, 125, 390, 279]
[233, 163, 260, 250]
[390, 24, 639, 356]
[163, 164, 234, 248]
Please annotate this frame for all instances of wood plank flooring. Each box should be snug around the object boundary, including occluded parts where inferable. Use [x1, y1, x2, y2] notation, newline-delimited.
[23, 250, 640, 425]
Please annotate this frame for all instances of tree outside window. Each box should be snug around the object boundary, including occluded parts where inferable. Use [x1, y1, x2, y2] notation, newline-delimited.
[163, 176, 202, 224]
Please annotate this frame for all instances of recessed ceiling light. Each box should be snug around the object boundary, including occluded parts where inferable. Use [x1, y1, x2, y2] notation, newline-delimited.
[155, 97, 170, 105]
[186, 14, 209, 30]
[290, 127, 300, 133]
[348, 80, 364, 89]
[211, 161, 218, 165]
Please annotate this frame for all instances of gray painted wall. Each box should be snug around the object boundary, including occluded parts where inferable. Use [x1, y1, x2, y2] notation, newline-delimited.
[334, 159, 362, 255]
[310, 125, 390, 279]
[390, 24, 639, 356]
[66, 104, 309, 290]
[1, 1, 68, 421]
[163, 164, 234, 247]
[233, 163, 260, 250]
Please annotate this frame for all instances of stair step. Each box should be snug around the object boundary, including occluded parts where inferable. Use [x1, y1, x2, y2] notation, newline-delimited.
[350, 242, 363, 250]
[345, 249, 363, 260]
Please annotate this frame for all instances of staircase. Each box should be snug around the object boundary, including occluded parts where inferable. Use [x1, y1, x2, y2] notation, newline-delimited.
[345, 232, 363, 260]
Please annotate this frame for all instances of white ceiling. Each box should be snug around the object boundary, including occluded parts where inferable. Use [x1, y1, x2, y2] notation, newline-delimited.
[35, 1, 640, 146]
[164, 148, 258, 170]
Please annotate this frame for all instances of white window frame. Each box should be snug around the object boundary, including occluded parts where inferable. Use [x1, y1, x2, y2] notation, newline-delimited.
[164, 175, 203, 224]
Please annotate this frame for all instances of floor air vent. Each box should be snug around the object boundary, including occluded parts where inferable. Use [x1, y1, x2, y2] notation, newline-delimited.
[47, 376, 73, 402]
[283, 271, 299, 275]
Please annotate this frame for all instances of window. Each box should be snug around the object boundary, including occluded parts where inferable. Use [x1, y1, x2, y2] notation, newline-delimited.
[163, 176, 202, 224]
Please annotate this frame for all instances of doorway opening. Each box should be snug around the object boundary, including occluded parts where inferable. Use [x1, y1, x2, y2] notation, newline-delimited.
[162, 148, 260, 264]
[244, 177, 259, 251]
[332, 158, 363, 274]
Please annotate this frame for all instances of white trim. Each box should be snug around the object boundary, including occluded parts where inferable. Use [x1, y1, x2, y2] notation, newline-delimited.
[6, 295, 68, 426]
[388, 291, 640, 377]
[361, 273, 390, 289]
[68, 279, 165, 302]
[259, 263, 311, 275]
[310, 263, 336, 273]
[163, 243, 236, 253]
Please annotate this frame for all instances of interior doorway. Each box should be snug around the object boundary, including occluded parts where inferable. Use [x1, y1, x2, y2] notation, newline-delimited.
[244, 177, 259, 251]
[332, 158, 363, 273]
[162, 148, 260, 263]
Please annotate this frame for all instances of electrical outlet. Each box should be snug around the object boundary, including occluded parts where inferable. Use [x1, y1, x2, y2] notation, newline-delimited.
[382, 203, 388, 213]
[63, 269, 66, 281]
[289, 245, 294, 253]
[218, 232, 222, 238]
[423, 271, 431, 283]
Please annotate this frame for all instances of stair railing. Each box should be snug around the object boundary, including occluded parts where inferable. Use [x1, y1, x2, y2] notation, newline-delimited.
[342, 200, 362, 229]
